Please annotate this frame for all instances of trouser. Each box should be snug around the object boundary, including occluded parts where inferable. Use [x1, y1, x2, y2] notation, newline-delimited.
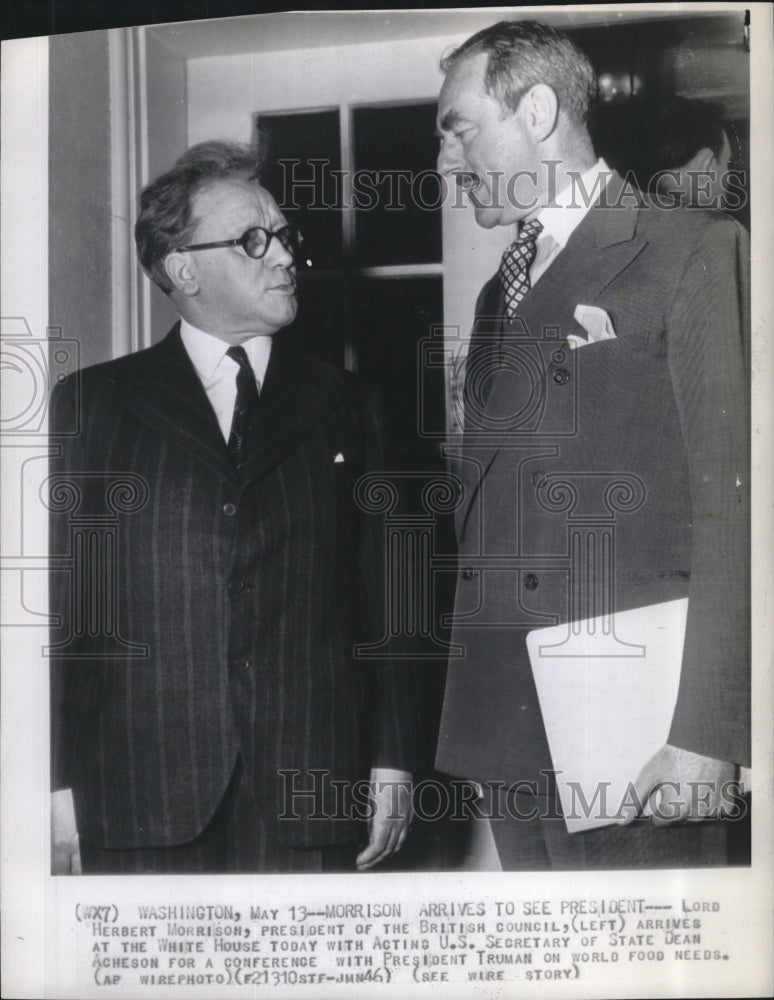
[79, 757, 358, 874]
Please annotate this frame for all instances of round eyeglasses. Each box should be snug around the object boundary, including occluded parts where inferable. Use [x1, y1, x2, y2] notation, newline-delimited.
[177, 224, 304, 261]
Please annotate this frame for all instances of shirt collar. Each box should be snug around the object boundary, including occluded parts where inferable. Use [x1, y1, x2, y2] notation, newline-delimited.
[533, 158, 612, 249]
[180, 318, 273, 385]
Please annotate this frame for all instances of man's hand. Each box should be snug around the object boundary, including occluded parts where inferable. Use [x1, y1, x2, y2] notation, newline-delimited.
[618, 744, 736, 826]
[51, 788, 82, 874]
[356, 768, 413, 871]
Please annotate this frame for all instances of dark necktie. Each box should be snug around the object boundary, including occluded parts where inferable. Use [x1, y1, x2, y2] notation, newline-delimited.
[498, 217, 543, 316]
[226, 345, 260, 475]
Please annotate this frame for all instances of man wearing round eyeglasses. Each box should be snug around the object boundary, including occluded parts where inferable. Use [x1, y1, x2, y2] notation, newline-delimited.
[49, 141, 418, 874]
[171, 179, 301, 340]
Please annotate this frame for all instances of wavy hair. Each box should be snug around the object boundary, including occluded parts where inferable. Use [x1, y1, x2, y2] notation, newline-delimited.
[441, 20, 597, 126]
[135, 141, 260, 294]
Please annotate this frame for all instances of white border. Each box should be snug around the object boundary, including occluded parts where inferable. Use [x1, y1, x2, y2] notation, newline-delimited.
[1, 6, 772, 998]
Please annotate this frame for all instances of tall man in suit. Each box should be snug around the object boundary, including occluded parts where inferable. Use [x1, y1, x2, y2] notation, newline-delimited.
[50, 141, 416, 874]
[434, 21, 750, 868]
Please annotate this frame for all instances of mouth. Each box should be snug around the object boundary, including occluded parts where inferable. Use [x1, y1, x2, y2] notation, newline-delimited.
[456, 171, 480, 196]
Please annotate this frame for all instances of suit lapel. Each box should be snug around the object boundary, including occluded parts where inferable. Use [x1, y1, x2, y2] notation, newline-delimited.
[118, 324, 237, 484]
[116, 326, 345, 488]
[239, 338, 345, 486]
[458, 173, 648, 539]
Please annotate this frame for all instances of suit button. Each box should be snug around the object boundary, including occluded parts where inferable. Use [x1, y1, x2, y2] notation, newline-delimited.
[234, 657, 251, 671]
[461, 567, 477, 581]
[524, 573, 539, 590]
[553, 368, 570, 385]
[229, 578, 245, 593]
[222, 502, 237, 517]
[551, 349, 566, 364]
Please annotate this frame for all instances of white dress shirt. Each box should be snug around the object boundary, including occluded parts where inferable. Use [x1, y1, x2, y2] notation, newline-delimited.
[180, 319, 272, 441]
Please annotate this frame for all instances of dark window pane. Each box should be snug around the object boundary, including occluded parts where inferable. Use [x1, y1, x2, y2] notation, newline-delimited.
[353, 104, 442, 267]
[280, 273, 346, 367]
[352, 278, 454, 683]
[257, 110, 343, 270]
[353, 276, 444, 470]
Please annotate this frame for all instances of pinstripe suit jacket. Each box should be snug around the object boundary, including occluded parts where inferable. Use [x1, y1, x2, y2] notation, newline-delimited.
[437, 175, 750, 787]
[50, 325, 417, 849]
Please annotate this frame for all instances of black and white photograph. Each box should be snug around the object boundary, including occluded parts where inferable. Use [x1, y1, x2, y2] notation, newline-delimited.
[2, 3, 772, 997]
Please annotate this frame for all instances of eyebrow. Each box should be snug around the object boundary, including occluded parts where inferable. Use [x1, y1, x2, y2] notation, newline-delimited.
[436, 111, 466, 136]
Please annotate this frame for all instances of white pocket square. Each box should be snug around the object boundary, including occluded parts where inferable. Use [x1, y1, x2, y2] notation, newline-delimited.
[333, 452, 345, 464]
[568, 304, 617, 349]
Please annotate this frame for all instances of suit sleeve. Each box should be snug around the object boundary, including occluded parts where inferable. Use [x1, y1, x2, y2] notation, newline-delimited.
[665, 216, 750, 766]
[355, 382, 422, 774]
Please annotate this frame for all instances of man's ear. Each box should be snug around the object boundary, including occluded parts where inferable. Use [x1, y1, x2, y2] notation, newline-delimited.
[164, 251, 200, 297]
[522, 84, 559, 143]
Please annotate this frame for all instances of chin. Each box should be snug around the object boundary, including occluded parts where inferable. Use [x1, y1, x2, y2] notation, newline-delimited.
[473, 207, 508, 229]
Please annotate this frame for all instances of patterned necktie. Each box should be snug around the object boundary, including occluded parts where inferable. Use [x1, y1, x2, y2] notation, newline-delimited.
[226, 345, 260, 475]
[498, 218, 543, 317]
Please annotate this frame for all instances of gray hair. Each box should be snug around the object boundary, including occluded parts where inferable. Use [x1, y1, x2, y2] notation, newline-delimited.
[441, 20, 597, 125]
[135, 141, 260, 294]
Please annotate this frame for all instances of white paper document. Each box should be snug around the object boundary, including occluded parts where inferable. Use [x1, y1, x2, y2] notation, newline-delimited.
[527, 598, 689, 833]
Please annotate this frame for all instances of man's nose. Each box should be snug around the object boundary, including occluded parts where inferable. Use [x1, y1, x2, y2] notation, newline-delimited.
[266, 235, 294, 267]
[438, 140, 464, 176]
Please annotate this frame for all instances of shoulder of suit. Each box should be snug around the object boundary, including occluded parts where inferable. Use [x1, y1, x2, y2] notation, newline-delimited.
[633, 198, 748, 247]
[629, 204, 750, 313]
[63, 336, 170, 388]
[50, 329, 185, 423]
